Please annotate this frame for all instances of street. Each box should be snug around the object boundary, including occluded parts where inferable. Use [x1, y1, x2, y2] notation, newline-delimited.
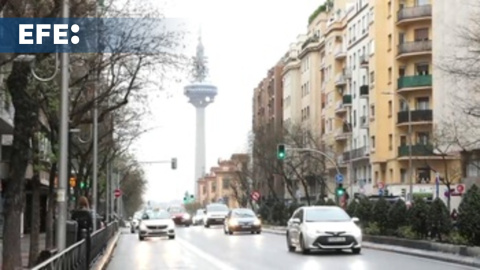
[107, 226, 476, 270]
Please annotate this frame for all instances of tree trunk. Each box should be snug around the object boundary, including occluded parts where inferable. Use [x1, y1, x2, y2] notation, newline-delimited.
[45, 162, 57, 249]
[3, 62, 37, 270]
[28, 175, 41, 267]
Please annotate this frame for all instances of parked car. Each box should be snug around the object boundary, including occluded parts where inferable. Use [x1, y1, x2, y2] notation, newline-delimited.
[138, 210, 175, 241]
[167, 206, 192, 227]
[224, 208, 261, 235]
[203, 203, 229, 228]
[193, 209, 205, 225]
[285, 206, 362, 254]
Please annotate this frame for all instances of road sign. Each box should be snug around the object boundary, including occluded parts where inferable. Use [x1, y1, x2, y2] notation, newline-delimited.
[114, 189, 122, 198]
[335, 174, 344, 184]
[251, 191, 260, 201]
[456, 184, 465, 193]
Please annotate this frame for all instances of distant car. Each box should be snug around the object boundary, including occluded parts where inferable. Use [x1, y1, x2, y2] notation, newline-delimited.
[138, 210, 175, 241]
[224, 208, 261, 235]
[167, 206, 192, 227]
[203, 203, 229, 228]
[286, 206, 362, 254]
[193, 209, 205, 225]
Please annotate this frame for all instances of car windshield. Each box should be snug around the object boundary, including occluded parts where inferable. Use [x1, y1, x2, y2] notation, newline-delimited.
[207, 204, 228, 212]
[142, 211, 170, 220]
[196, 209, 204, 215]
[168, 207, 184, 213]
[232, 209, 255, 218]
[305, 208, 351, 222]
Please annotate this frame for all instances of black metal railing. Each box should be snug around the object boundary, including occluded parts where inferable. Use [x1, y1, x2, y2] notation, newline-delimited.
[398, 144, 434, 157]
[397, 109, 433, 124]
[360, 85, 368, 96]
[343, 146, 368, 162]
[31, 221, 118, 270]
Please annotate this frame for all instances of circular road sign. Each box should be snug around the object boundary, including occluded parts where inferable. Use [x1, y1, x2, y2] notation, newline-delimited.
[251, 191, 260, 201]
[456, 184, 465, 193]
[114, 189, 122, 198]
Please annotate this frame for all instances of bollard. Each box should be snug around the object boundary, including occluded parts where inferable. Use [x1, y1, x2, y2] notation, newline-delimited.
[81, 228, 90, 270]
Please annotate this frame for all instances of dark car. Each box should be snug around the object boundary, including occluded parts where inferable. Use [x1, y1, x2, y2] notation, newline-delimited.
[223, 208, 262, 235]
[167, 206, 192, 227]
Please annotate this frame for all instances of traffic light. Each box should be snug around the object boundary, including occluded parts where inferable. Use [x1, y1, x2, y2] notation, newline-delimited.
[183, 196, 187, 203]
[277, 144, 286, 160]
[190, 194, 194, 200]
[336, 184, 345, 197]
[171, 158, 177, 170]
[69, 177, 76, 187]
[80, 181, 86, 189]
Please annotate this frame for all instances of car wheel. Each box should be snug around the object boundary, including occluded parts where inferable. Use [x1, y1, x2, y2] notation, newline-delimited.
[168, 235, 175, 240]
[256, 231, 261, 234]
[352, 248, 361, 254]
[299, 234, 310, 254]
[224, 226, 228, 234]
[131, 228, 134, 233]
[185, 224, 190, 227]
[139, 235, 144, 241]
[204, 223, 210, 228]
[286, 233, 295, 252]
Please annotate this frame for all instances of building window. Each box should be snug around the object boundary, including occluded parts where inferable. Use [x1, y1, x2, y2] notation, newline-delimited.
[371, 136, 376, 149]
[416, 63, 429, 75]
[388, 34, 392, 50]
[416, 97, 430, 110]
[389, 134, 393, 150]
[417, 132, 429, 144]
[387, 1, 391, 17]
[223, 178, 231, 189]
[370, 104, 375, 117]
[400, 135, 407, 146]
[353, 110, 357, 127]
[202, 185, 206, 194]
[388, 100, 392, 117]
[414, 28, 429, 41]
[370, 71, 375, 83]
[211, 182, 216, 193]
[400, 169, 407, 183]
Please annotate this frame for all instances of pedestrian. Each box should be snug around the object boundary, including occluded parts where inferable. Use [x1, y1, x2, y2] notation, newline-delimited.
[71, 196, 93, 264]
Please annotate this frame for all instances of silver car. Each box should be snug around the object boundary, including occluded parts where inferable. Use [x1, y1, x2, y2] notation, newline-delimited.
[286, 206, 362, 254]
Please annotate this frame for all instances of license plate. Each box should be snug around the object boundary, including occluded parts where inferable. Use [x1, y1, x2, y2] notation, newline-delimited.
[242, 225, 251, 228]
[216, 219, 223, 221]
[328, 237, 346, 242]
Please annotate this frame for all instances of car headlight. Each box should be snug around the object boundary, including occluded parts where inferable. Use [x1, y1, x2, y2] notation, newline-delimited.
[139, 223, 147, 230]
[253, 219, 261, 226]
[351, 227, 362, 237]
[183, 213, 191, 219]
[229, 219, 238, 226]
[168, 220, 175, 228]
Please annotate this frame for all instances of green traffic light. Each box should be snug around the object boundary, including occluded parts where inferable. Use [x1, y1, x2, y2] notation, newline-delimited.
[277, 144, 286, 160]
[80, 181, 85, 189]
[336, 188, 345, 196]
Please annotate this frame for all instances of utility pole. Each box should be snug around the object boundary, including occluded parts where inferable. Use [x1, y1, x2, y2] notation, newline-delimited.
[106, 161, 110, 222]
[56, 0, 70, 251]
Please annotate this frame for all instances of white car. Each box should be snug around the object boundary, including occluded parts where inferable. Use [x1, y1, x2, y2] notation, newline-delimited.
[138, 210, 175, 241]
[286, 206, 362, 254]
[193, 209, 205, 225]
[203, 203, 229, 228]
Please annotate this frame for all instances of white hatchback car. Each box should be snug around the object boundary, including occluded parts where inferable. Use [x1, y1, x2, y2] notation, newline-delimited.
[138, 210, 175, 241]
[286, 206, 362, 254]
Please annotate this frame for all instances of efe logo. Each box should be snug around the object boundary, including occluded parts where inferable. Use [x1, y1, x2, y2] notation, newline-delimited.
[19, 24, 80, 45]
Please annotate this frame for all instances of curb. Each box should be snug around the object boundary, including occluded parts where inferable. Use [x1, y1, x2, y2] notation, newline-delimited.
[263, 228, 480, 268]
[92, 231, 121, 270]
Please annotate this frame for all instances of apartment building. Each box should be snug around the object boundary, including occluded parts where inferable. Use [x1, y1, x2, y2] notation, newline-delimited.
[342, 0, 373, 195]
[252, 62, 284, 199]
[197, 154, 249, 208]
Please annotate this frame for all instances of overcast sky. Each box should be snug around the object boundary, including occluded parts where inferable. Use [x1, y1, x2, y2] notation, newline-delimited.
[129, 0, 324, 202]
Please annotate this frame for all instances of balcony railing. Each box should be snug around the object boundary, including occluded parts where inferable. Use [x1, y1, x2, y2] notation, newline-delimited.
[397, 5, 432, 22]
[397, 75, 432, 89]
[398, 144, 434, 157]
[343, 94, 352, 105]
[398, 40, 432, 55]
[343, 146, 369, 161]
[359, 54, 369, 65]
[360, 85, 368, 96]
[342, 122, 352, 133]
[360, 116, 368, 128]
[397, 109, 433, 124]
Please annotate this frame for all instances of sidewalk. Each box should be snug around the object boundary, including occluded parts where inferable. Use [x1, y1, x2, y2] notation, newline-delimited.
[0, 233, 46, 269]
[262, 225, 480, 268]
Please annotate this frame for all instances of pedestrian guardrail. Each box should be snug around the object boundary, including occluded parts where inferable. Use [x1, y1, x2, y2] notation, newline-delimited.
[30, 221, 118, 270]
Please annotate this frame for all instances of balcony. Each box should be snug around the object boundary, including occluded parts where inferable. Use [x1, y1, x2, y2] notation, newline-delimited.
[397, 40, 432, 59]
[334, 123, 352, 141]
[343, 146, 369, 162]
[359, 54, 369, 68]
[397, 75, 432, 91]
[335, 73, 347, 86]
[397, 110, 433, 125]
[397, 5, 432, 26]
[342, 95, 352, 106]
[360, 116, 368, 129]
[335, 47, 346, 60]
[398, 144, 434, 157]
[359, 85, 369, 98]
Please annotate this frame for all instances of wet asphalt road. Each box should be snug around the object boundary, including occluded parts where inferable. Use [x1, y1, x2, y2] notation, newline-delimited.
[107, 225, 476, 270]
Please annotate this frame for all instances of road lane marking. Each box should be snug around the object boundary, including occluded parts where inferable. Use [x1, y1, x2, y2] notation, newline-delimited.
[176, 237, 237, 270]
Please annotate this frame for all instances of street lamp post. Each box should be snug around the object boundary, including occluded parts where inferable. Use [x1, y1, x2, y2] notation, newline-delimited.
[382, 92, 412, 201]
[336, 117, 354, 202]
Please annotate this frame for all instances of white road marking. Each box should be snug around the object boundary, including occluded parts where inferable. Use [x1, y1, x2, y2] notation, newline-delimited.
[176, 237, 238, 270]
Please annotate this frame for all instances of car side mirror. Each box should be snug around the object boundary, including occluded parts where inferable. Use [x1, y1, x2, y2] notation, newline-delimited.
[352, 217, 360, 223]
[290, 218, 300, 224]
[203, 210, 207, 214]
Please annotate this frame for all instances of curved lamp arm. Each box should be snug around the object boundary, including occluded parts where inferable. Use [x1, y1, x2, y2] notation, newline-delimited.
[71, 124, 93, 144]
[30, 53, 60, 82]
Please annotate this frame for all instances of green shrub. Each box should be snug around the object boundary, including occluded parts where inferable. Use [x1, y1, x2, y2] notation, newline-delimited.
[388, 200, 407, 231]
[427, 198, 452, 241]
[448, 231, 469, 246]
[325, 198, 336, 205]
[365, 222, 380, 235]
[396, 226, 417, 240]
[346, 200, 358, 217]
[355, 198, 372, 226]
[457, 184, 480, 246]
[372, 198, 390, 234]
[410, 198, 430, 238]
